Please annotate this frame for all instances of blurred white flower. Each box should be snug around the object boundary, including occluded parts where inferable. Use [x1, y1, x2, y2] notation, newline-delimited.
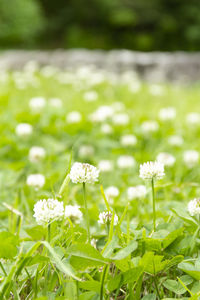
[91, 238, 97, 248]
[149, 84, 165, 96]
[141, 121, 159, 134]
[98, 211, 118, 225]
[90, 106, 114, 122]
[112, 113, 130, 126]
[183, 150, 199, 168]
[168, 135, 183, 147]
[16, 123, 33, 137]
[159, 107, 176, 121]
[117, 155, 135, 169]
[26, 174, 45, 189]
[139, 161, 165, 180]
[129, 81, 141, 93]
[40, 66, 58, 77]
[120, 134, 137, 146]
[101, 123, 113, 134]
[156, 152, 176, 167]
[83, 91, 98, 102]
[186, 113, 200, 126]
[79, 145, 94, 158]
[105, 186, 119, 199]
[66, 111, 82, 123]
[112, 102, 125, 112]
[127, 185, 147, 200]
[188, 198, 200, 216]
[29, 97, 46, 112]
[49, 98, 62, 108]
[64, 205, 83, 223]
[98, 160, 113, 172]
[29, 146, 46, 163]
[69, 162, 99, 184]
[33, 198, 64, 225]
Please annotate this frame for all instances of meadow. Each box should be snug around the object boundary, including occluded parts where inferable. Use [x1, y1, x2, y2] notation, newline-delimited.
[1, 63, 200, 299]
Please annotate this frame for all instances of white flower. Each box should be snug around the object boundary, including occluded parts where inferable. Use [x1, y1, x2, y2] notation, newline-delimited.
[127, 185, 147, 200]
[83, 91, 98, 102]
[105, 186, 119, 199]
[16, 123, 33, 137]
[49, 98, 62, 108]
[156, 152, 176, 167]
[69, 162, 99, 184]
[188, 198, 200, 216]
[159, 107, 176, 121]
[29, 146, 46, 163]
[101, 123, 113, 134]
[29, 97, 46, 112]
[66, 111, 82, 123]
[139, 161, 165, 180]
[33, 198, 64, 225]
[128, 81, 141, 93]
[149, 84, 165, 96]
[98, 160, 113, 172]
[183, 150, 199, 168]
[79, 145, 94, 158]
[120, 134, 137, 146]
[26, 174, 45, 189]
[117, 155, 135, 169]
[186, 113, 200, 126]
[98, 211, 118, 226]
[112, 102, 125, 112]
[91, 238, 97, 248]
[90, 106, 114, 122]
[168, 135, 183, 147]
[112, 113, 130, 126]
[64, 205, 83, 223]
[141, 121, 159, 134]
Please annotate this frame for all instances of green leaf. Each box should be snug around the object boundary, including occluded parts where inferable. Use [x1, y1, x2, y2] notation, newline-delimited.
[110, 240, 138, 260]
[79, 280, 101, 292]
[172, 208, 197, 226]
[163, 275, 193, 295]
[178, 261, 200, 280]
[0, 231, 19, 259]
[162, 228, 184, 249]
[141, 294, 156, 300]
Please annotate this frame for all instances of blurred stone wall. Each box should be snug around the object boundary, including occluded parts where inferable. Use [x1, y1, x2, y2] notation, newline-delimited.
[0, 50, 200, 83]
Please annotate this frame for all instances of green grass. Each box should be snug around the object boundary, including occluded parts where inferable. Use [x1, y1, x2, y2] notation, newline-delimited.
[0, 67, 200, 299]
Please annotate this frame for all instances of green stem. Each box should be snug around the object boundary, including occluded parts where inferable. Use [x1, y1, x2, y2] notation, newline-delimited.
[0, 261, 7, 276]
[100, 265, 108, 300]
[47, 223, 51, 243]
[151, 178, 156, 231]
[83, 183, 90, 243]
[154, 275, 161, 299]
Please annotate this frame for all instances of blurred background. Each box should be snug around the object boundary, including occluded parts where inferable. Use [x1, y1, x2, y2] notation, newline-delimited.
[1, 0, 200, 51]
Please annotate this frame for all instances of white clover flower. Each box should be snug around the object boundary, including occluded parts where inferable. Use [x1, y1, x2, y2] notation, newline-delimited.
[112, 102, 125, 112]
[188, 198, 200, 216]
[112, 113, 130, 126]
[83, 91, 98, 102]
[26, 174, 45, 189]
[141, 121, 159, 134]
[64, 205, 83, 223]
[49, 98, 62, 108]
[69, 162, 99, 184]
[79, 145, 94, 158]
[120, 134, 137, 147]
[101, 123, 113, 134]
[156, 152, 176, 167]
[186, 113, 200, 126]
[159, 107, 176, 121]
[98, 160, 114, 172]
[90, 106, 114, 122]
[98, 211, 118, 226]
[16, 123, 33, 137]
[127, 185, 147, 200]
[105, 186, 119, 199]
[168, 135, 183, 147]
[139, 161, 165, 180]
[28, 146, 46, 163]
[66, 111, 82, 123]
[183, 150, 199, 168]
[29, 97, 46, 112]
[149, 84, 165, 96]
[117, 155, 135, 169]
[33, 198, 64, 225]
[128, 81, 141, 93]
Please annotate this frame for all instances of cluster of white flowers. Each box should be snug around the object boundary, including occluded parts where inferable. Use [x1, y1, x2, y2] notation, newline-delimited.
[183, 150, 199, 168]
[105, 186, 119, 200]
[83, 91, 98, 102]
[16, 123, 33, 137]
[29, 146, 46, 163]
[156, 152, 176, 167]
[186, 113, 200, 126]
[127, 185, 147, 200]
[117, 155, 135, 169]
[101, 123, 113, 134]
[29, 97, 46, 112]
[112, 113, 130, 126]
[65, 205, 83, 223]
[66, 111, 82, 123]
[120, 134, 137, 146]
[33, 198, 64, 225]
[98, 160, 113, 172]
[26, 174, 45, 189]
[69, 162, 99, 184]
[90, 106, 114, 122]
[98, 211, 118, 225]
[78, 145, 94, 158]
[168, 135, 183, 147]
[139, 161, 165, 180]
[112, 102, 125, 112]
[188, 198, 200, 216]
[141, 121, 159, 134]
[158, 107, 176, 121]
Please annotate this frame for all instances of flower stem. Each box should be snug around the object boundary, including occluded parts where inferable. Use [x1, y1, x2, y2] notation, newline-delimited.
[83, 183, 90, 242]
[47, 223, 51, 243]
[151, 178, 156, 231]
[100, 265, 108, 300]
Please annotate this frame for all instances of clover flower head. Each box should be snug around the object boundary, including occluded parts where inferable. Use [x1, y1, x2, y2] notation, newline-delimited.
[26, 174, 45, 189]
[168, 135, 183, 147]
[183, 150, 199, 168]
[105, 186, 119, 199]
[141, 120, 159, 134]
[127, 185, 147, 200]
[159, 107, 176, 121]
[83, 91, 98, 102]
[16, 123, 33, 137]
[112, 113, 130, 126]
[98, 160, 113, 172]
[156, 152, 176, 167]
[69, 162, 99, 184]
[117, 155, 135, 169]
[29, 146, 46, 163]
[120, 134, 137, 147]
[186, 112, 200, 126]
[65, 205, 83, 223]
[101, 123, 113, 134]
[98, 211, 118, 226]
[33, 198, 64, 225]
[29, 97, 46, 112]
[66, 111, 82, 123]
[139, 161, 165, 180]
[188, 198, 200, 216]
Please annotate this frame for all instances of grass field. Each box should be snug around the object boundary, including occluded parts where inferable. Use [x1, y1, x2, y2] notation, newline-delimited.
[1, 64, 200, 299]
